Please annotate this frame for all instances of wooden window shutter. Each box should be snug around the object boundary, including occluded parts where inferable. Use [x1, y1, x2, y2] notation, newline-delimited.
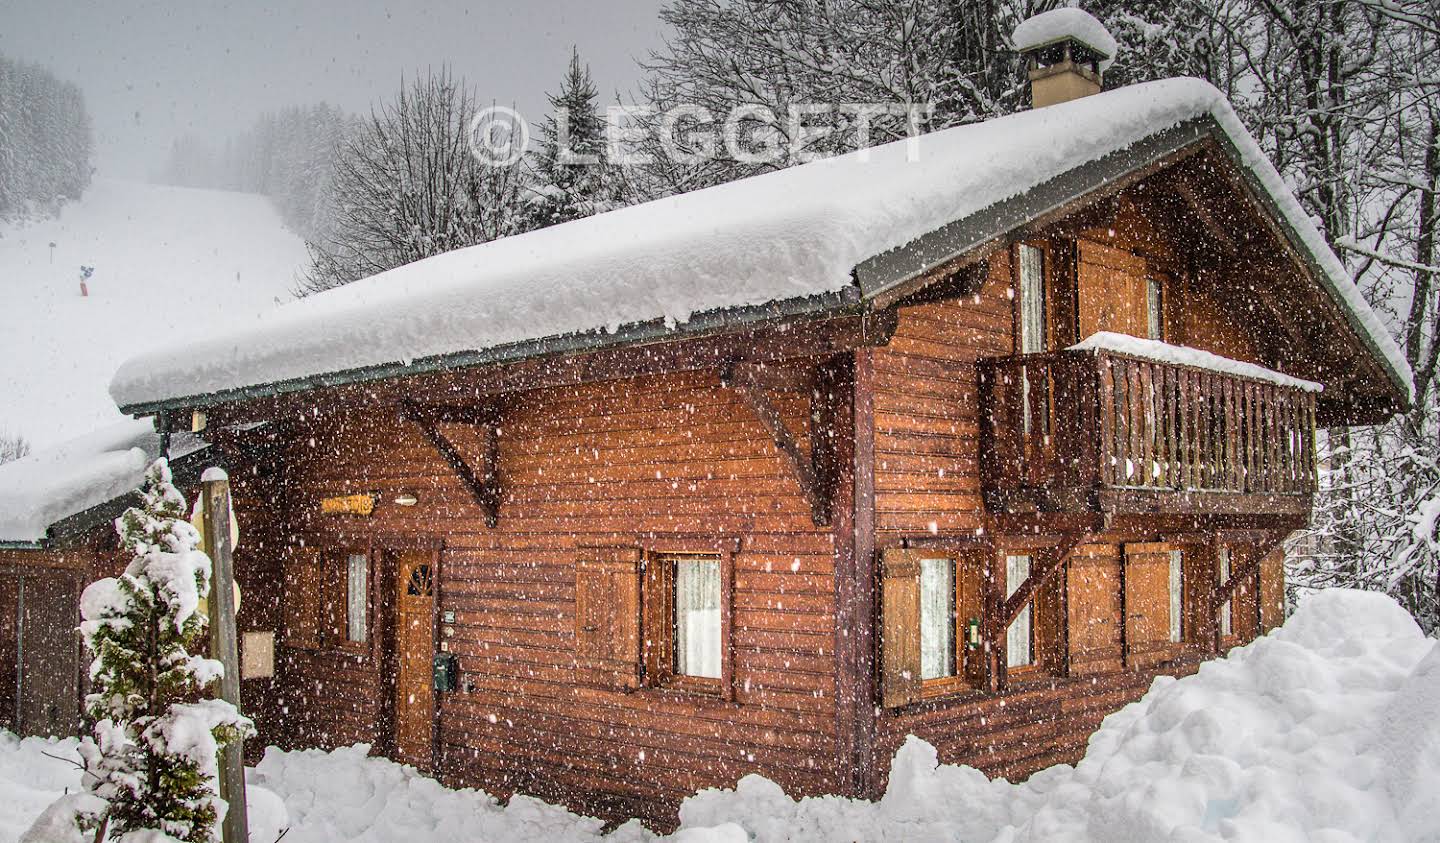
[574, 547, 642, 690]
[1122, 543, 1171, 669]
[957, 550, 987, 688]
[283, 546, 323, 650]
[880, 547, 922, 708]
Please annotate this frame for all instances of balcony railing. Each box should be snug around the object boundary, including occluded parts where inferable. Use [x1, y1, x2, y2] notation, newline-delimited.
[978, 348, 1318, 516]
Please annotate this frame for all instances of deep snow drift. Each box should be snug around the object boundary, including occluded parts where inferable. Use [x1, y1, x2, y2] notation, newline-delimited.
[0, 177, 306, 449]
[1, 590, 1435, 842]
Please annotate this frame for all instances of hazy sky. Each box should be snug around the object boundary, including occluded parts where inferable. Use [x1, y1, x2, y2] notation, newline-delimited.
[0, 0, 668, 178]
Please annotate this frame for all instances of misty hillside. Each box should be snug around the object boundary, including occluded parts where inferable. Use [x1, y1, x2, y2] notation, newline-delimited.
[0, 177, 307, 449]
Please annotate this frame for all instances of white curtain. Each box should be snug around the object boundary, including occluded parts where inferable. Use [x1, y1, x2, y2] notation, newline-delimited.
[1169, 550, 1184, 643]
[1006, 554, 1032, 668]
[676, 558, 721, 678]
[919, 558, 955, 680]
[346, 553, 368, 643]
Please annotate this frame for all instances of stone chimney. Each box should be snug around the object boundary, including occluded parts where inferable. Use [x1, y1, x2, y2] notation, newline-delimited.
[1012, 8, 1118, 108]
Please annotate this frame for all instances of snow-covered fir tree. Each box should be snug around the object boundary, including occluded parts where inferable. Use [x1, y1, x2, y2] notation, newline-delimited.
[0, 53, 93, 222]
[525, 48, 626, 230]
[29, 459, 253, 842]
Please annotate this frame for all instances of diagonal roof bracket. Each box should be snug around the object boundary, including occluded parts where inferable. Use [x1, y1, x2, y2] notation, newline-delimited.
[401, 400, 501, 528]
[722, 361, 835, 527]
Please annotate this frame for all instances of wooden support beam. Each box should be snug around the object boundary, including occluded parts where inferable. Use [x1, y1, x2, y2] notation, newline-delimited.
[999, 533, 1093, 629]
[723, 361, 833, 526]
[1212, 544, 1266, 611]
[403, 400, 501, 528]
[1172, 179, 1241, 256]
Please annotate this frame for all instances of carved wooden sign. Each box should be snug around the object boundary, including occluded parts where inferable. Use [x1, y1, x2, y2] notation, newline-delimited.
[319, 493, 378, 517]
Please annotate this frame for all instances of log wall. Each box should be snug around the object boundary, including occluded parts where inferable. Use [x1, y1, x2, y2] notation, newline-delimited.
[257, 369, 844, 827]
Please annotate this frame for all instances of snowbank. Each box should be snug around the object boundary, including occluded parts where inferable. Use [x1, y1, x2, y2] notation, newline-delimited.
[1070, 331, 1323, 392]
[1, 590, 1434, 842]
[109, 78, 1409, 412]
[679, 590, 1438, 842]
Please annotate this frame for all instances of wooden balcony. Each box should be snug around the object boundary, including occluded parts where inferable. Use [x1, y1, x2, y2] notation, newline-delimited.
[978, 348, 1318, 517]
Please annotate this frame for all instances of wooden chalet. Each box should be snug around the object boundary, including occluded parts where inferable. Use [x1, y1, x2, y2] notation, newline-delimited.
[99, 23, 1409, 832]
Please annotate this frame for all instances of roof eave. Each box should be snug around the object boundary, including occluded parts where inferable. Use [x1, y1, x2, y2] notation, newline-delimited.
[118, 286, 865, 417]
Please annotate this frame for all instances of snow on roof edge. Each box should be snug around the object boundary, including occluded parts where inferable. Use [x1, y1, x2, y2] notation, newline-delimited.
[1197, 103, 1414, 405]
[0, 420, 210, 543]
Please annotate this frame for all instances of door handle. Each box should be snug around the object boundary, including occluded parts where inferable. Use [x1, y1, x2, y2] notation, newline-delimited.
[581, 625, 597, 632]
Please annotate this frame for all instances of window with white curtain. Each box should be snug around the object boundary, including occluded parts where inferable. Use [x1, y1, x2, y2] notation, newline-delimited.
[1168, 550, 1183, 643]
[919, 557, 955, 680]
[1006, 554, 1033, 668]
[675, 556, 721, 679]
[346, 553, 368, 644]
[1217, 547, 1233, 637]
[1019, 245, 1046, 354]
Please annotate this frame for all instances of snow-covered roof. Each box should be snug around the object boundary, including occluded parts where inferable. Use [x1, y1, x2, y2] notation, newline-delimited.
[1012, 8, 1119, 71]
[0, 419, 207, 543]
[1071, 332, 1324, 392]
[109, 77, 1412, 414]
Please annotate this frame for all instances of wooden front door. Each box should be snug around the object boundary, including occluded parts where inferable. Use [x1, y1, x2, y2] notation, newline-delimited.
[393, 552, 436, 769]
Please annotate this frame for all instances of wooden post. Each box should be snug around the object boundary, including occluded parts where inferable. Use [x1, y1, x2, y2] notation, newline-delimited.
[201, 468, 249, 843]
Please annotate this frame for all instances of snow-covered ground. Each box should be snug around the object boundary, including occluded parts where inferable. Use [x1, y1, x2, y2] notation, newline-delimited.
[0, 178, 307, 449]
[2, 589, 1435, 842]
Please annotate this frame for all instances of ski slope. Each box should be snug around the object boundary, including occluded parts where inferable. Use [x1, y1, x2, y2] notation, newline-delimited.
[0, 178, 307, 449]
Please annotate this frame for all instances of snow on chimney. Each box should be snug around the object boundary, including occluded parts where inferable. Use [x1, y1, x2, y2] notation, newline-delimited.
[1013, 8, 1118, 108]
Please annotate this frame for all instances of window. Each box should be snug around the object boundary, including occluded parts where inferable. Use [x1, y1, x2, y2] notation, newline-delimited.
[1167, 550, 1183, 644]
[1018, 244, 1046, 354]
[639, 547, 733, 695]
[675, 556, 721, 679]
[919, 558, 956, 680]
[1146, 276, 1164, 341]
[1217, 546, 1233, 637]
[346, 553, 368, 644]
[880, 547, 984, 707]
[1006, 554, 1033, 669]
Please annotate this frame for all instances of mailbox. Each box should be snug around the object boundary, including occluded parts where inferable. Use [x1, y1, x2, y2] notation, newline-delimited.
[433, 652, 459, 692]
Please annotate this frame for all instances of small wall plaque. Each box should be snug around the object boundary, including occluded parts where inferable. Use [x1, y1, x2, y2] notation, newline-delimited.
[319, 493, 378, 516]
[241, 631, 275, 679]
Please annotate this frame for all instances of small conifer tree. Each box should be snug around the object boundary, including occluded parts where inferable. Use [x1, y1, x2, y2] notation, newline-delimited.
[31, 459, 253, 843]
[525, 47, 625, 229]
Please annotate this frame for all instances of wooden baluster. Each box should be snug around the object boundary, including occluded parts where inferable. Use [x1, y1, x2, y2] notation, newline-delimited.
[1138, 363, 1154, 487]
[1098, 356, 1115, 487]
[1221, 378, 1235, 492]
[1127, 360, 1143, 487]
[1177, 369, 1191, 490]
[1307, 394, 1318, 491]
[1244, 382, 1257, 493]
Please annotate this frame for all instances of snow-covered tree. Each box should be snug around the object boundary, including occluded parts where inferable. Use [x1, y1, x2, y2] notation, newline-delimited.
[0, 53, 92, 222]
[300, 69, 528, 293]
[29, 459, 253, 842]
[0, 430, 28, 465]
[524, 48, 626, 230]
